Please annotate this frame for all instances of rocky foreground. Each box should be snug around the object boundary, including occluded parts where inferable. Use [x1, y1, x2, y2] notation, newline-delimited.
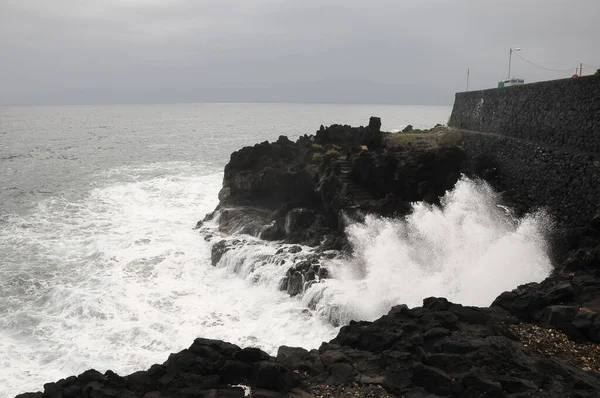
[18, 120, 600, 397]
[16, 295, 600, 397]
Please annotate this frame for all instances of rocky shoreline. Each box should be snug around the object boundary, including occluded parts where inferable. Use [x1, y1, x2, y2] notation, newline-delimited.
[18, 119, 600, 397]
[200, 118, 468, 296]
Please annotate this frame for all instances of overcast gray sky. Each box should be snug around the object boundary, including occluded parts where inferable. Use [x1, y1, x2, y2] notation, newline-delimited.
[1, 0, 598, 106]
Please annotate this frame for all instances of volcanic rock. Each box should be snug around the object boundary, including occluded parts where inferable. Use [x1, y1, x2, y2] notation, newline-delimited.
[206, 120, 467, 252]
[19, 296, 600, 397]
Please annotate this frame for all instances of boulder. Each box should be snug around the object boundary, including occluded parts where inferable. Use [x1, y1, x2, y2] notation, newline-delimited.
[537, 305, 582, 340]
[276, 346, 309, 369]
[368, 116, 381, 131]
[237, 347, 270, 364]
[211, 240, 229, 266]
[254, 362, 300, 392]
[286, 272, 304, 297]
[219, 360, 252, 384]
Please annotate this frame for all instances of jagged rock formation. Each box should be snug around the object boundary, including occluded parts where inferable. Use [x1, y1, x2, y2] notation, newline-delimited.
[204, 118, 465, 251]
[201, 119, 466, 298]
[492, 221, 600, 344]
[18, 297, 600, 397]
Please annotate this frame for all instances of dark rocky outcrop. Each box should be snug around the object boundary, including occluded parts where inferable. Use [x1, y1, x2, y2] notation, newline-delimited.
[217, 135, 317, 210]
[493, 271, 600, 343]
[201, 120, 467, 303]
[17, 338, 302, 398]
[349, 145, 465, 206]
[19, 298, 600, 397]
[204, 120, 466, 253]
[487, 216, 600, 345]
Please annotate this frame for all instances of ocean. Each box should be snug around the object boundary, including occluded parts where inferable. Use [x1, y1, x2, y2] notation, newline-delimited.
[0, 103, 552, 397]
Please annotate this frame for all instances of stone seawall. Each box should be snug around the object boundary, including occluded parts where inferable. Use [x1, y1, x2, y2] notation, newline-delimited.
[450, 75, 600, 153]
[449, 76, 600, 227]
[461, 131, 600, 226]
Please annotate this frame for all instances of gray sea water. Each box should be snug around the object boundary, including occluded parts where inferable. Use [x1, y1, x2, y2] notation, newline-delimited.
[0, 103, 552, 397]
[0, 104, 451, 215]
[0, 104, 451, 396]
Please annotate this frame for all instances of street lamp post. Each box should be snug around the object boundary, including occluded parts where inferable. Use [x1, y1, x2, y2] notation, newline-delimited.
[508, 47, 521, 79]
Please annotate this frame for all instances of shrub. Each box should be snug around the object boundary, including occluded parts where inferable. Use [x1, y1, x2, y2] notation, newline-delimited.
[312, 152, 322, 162]
[311, 143, 323, 150]
[386, 134, 410, 147]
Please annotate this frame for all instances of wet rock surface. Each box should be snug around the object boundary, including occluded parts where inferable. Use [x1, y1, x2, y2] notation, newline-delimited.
[204, 234, 335, 303]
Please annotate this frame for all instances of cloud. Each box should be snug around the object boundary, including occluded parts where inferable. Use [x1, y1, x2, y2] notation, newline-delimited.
[1, 0, 599, 105]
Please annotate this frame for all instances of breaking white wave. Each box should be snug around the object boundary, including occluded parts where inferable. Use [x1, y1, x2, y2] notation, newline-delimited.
[303, 177, 553, 324]
[209, 177, 553, 327]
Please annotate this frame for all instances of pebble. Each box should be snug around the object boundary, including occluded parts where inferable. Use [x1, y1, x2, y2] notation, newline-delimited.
[509, 322, 600, 373]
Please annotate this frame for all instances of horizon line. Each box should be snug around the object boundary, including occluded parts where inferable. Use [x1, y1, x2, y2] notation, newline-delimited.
[0, 101, 453, 108]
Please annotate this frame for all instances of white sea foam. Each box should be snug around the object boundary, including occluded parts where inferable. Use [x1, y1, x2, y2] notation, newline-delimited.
[0, 163, 337, 398]
[207, 177, 553, 327]
[301, 177, 553, 325]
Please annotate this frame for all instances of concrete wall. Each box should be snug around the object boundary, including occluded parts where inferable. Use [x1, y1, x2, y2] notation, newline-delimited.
[449, 76, 600, 227]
